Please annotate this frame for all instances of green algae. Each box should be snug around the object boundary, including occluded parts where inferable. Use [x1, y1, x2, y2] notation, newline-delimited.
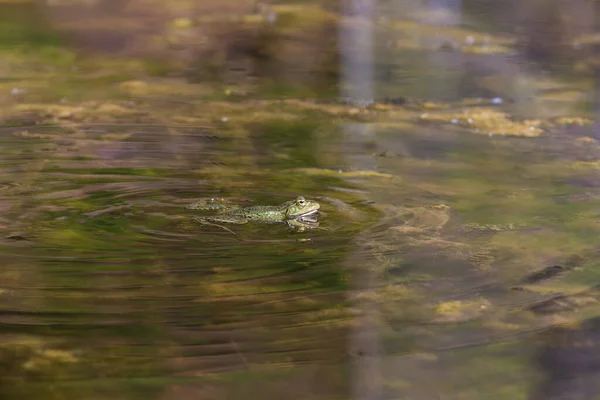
[0, 336, 83, 400]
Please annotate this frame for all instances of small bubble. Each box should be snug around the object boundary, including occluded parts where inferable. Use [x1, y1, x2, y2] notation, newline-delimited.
[221, 117, 229, 122]
[491, 97, 503, 104]
[465, 36, 475, 45]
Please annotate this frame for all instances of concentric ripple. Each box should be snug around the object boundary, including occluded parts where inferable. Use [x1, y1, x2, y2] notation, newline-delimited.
[0, 122, 365, 390]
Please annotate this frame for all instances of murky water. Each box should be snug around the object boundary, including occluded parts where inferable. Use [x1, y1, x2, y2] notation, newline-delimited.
[2, 0, 600, 399]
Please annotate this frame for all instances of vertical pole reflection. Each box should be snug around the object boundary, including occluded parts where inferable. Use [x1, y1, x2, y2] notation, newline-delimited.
[340, 0, 374, 105]
[340, 1, 381, 400]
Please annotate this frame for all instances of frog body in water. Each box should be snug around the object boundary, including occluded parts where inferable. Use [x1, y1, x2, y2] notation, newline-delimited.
[186, 196, 321, 229]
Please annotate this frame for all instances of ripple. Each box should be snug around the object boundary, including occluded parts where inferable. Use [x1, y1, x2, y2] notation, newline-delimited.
[0, 121, 370, 388]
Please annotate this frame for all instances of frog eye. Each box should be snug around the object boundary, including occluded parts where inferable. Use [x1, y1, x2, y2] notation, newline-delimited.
[296, 197, 306, 205]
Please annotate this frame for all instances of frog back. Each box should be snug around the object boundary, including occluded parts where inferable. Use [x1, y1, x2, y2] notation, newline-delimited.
[228, 205, 287, 221]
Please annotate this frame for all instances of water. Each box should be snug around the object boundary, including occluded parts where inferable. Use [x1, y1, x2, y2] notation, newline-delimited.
[1, 0, 600, 399]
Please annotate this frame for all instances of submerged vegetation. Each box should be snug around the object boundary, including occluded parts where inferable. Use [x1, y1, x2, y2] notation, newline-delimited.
[1, 0, 600, 399]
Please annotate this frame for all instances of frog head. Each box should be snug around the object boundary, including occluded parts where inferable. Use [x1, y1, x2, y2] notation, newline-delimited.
[285, 196, 320, 219]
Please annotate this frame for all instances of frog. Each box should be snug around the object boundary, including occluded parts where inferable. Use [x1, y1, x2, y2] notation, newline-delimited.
[186, 196, 321, 232]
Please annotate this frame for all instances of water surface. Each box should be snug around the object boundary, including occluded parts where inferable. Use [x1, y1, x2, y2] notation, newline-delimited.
[2, 1, 600, 399]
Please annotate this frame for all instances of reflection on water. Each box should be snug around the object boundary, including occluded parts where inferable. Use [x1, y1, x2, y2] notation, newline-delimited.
[339, 0, 381, 399]
[2, 0, 600, 399]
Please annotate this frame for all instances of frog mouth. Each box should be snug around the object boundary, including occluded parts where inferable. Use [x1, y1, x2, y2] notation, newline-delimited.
[289, 209, 320, 220]
[298, 214, 319, 223]
[300, 209, 319, 217]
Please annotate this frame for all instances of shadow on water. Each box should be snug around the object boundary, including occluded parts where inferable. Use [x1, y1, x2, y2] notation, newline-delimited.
[531, 317, 600, 400]
[3, 0, 600, 399]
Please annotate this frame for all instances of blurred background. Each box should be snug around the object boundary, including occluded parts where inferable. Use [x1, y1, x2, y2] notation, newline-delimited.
[2, 0, 600, 399]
